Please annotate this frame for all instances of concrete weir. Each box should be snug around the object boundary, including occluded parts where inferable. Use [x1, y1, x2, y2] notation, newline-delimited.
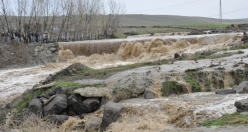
[58, 33, 238, 56]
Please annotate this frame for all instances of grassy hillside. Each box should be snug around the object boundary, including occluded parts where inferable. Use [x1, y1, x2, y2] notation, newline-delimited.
[119, 14, 248, 26]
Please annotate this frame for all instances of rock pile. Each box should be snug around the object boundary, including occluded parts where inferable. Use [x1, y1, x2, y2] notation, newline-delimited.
[28, 86, 104, 123]
[216, 81, 248, 95]
[32, 42, 59, 65]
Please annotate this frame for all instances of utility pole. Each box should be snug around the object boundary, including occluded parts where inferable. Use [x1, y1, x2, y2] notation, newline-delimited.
[219, 0, 222, 32]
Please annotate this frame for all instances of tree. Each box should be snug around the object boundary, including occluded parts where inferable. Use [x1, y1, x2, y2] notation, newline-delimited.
[101, 0, 126, 38]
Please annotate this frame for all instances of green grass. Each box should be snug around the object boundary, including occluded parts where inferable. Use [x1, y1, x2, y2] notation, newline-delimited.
[201, 112, 248, 127]
[185, 72, 201, 92]
[52, 81, 85, 89]
[230, 44, 248, 50]
[178, 24, 231, 29]
[16, 93, 34, 113]
[161, 81, 184, 96]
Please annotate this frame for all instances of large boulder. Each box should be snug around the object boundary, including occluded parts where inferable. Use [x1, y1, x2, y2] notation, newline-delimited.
[28, 99, 43, 114]
[144, 89, 155, 99]
[43, 94, 67, 116]
[235, 99, 248, 112]
[84, 117, 102, 132]
[234, 81, 248, 93]
[83, 98, 100, 113]
[74, 87, 111, 99]
[67, 94, 88, 116]
[100, 102, 123, 132]
[215, 89, 236, 95]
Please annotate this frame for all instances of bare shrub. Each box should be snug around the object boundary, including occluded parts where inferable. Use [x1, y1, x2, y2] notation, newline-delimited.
[4, 113, 58, 132]
[59, 117, 80, 132]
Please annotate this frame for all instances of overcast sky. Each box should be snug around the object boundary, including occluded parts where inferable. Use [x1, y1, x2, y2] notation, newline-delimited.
[115, 0, 248, 19]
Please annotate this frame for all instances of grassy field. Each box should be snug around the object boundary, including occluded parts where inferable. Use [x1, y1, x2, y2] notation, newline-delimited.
[115, 27, 191, 38]
[119, 15, 248, 26]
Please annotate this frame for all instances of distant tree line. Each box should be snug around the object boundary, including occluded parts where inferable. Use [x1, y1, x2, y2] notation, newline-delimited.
[0, 0, 125, 42]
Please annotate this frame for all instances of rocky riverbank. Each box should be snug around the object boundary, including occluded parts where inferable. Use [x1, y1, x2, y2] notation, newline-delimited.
[1, 33, 248, 131]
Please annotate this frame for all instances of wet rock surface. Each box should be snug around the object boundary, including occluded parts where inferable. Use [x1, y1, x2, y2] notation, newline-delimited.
[234, 81, 248, 93]
[215, 89, 236, 95]
[235, 99, 248, 112]
[43, 94, 67, 116]
[28, 99, 43, 114]
[100, 102, 123, 132]
[144, 89, 156, 99]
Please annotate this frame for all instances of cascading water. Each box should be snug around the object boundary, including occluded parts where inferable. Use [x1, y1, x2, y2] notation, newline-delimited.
[0, 33, 246, 131]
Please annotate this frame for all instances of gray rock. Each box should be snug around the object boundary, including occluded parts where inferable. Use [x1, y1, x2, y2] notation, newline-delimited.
[240, 86, 248, 94]
[235, 81, 248, 93]
[34, 82, 55, 90]
[42, 74, 54, 85]
[49, 86, 67, 96]
[83, 98, 100, 113]
[40, 97, 48, 104]
[49, 115, 69, 124]
[67, 94, 88, 115]
[144, 89, 156, 99]
[43, 94, 67, 116]
[215, 89, 236, 95]
[28, 99, 43, 114]
[174, 53, 181, 59]
[100, 102, 123, 132]
[74, 87, 111, 99]
[235, 99, 248, 112]
[85, 117, 102, 132]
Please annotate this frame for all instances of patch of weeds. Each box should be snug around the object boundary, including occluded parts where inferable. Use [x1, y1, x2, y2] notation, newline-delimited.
[185, 72, 201, 92]
[16, 93, 33, 113]
[230, 44, 248, 50]
[36, 89, 47, 96]
[201, 112, 248, 127]
[53, 81, 85, 90]
[161, 81, 184, 96]
[238, 50, 245, 54]
[205, 79, 211, 92]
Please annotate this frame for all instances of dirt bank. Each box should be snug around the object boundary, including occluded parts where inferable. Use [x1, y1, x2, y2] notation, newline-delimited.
[0, 42, 59, 69]
[0, 42, 31, 69]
